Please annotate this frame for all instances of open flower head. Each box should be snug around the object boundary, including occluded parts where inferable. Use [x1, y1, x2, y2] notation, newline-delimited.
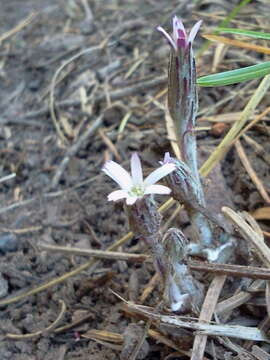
[157, 16, 202, 51]
[102, 153, 175, 205]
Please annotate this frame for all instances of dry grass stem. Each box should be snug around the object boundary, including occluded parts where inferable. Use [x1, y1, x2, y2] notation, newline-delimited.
[200, 75, 270, 177]
[49, 45, 104, 144]
[235, 140, 270, 203]
[0, 12, 36, 43]
[126, 303, 269, 342]
[191, 276, 227, 360]
[98, 128, 121, 161]
[39, 243, 150, 263]
[51, 115, 103, 188]
[222, 207, 270, 267]
[6, 299, 66, 339]
[0, 173, 16, 184]
[148, 329, 190, 356]
[139, 273, 160, 304]
[203, 34, 270, 55]
[189, 261, 270, 280]
[216, 279, 265, 315]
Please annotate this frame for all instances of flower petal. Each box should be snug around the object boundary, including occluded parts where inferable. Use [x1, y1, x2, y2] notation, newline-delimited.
[188, 20, 202, 44]
[107, 190, 128, 202]
[164, 152, 174, 164]
[131, 152, 143, 185]
[173, 16, 186, 39]
[126, 196, 138, 206]
[144, 163, 176, 186]
[159, 152, 172, 166]
[144, 184, 171, 195]
[102, 161, 132, 190]
[157, 26, 177, 51]
[173, 16, 187, 48]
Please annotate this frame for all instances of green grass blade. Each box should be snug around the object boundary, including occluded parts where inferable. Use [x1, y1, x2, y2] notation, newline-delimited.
[197, 0, 252, 56]
[218, 27, 270, 40]
[197, 61, 270, 87]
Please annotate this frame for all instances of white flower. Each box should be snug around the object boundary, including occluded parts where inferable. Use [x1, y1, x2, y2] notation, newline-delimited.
[102, 153, 175, 205]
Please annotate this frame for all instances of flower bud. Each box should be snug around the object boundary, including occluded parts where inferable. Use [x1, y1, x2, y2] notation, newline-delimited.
[158, 17, 202, 179]
[126, 196, 161, 239]
[161, 152, 205, 208]
[162, 228, 204, 313]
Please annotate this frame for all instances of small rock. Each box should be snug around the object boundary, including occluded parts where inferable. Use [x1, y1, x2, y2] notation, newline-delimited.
[0, 233, 18, 253]
[210, 122, 229, 137]
[0, 273, 8, 298]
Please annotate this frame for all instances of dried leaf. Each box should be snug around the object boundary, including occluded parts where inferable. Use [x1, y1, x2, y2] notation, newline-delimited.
[203, 34, 270, 55]
[82, 329, 123, 344]
[252, 207, 270, 220]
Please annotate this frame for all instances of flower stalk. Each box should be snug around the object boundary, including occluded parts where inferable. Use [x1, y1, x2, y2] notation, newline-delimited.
[158, 18, 215, 248]
[162, 152, 213, 246]
[102, 153, 175, 281]
[126, 196, 167, 280]
[157, 16, 201, 181]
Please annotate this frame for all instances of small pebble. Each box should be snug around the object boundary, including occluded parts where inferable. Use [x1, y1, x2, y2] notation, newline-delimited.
[0, 272, 8, 298]
[0, 232, 18, 253]
[210, 122, 229, 137]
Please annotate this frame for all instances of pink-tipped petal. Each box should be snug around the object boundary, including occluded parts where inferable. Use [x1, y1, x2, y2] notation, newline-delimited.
[126, 196, 137, 206]
[157, 26, 177, 51]
[173, 16, 187, 48]
[144, 184, 171, 195]
[188, 20, 202, 44]
[144, 163, 176, 186]
[102, 161, 132, 190]
[131, 152, 143, 185]
[173, 16, 186, 39]
[107, 190, 128, 202]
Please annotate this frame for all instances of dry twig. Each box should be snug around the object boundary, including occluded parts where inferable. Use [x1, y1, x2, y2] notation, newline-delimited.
[51, 115, 103, 188]
[188, 261, 270, 280]
[235, 140, 270, 203]
[39, 243, 149, 263]
[191, 276, 227, 360]
[6, 299, 66, 339]
[0, 12, 36, 43]
[127, 303, 269, 342]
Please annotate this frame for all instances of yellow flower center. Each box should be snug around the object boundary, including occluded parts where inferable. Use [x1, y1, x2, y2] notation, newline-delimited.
[129, 185, 144, 197]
